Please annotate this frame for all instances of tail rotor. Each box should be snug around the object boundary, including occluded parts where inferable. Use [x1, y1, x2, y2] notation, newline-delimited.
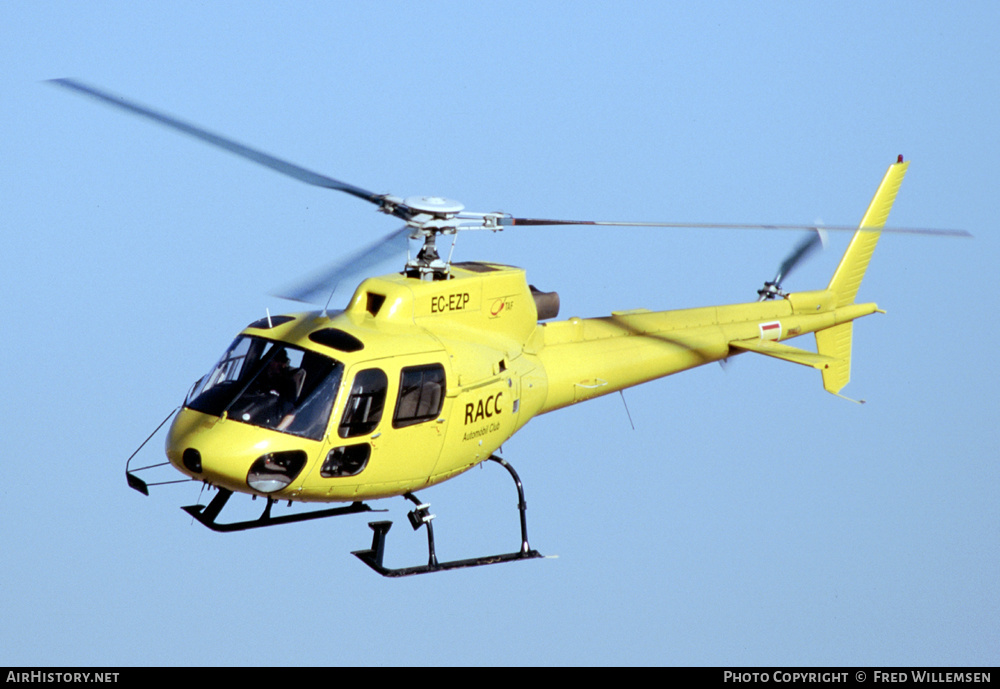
[757, 227, 827, 300]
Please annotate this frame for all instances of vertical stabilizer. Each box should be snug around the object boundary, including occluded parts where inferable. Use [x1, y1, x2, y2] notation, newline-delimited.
[827, 159, 909, 307]
[815, 322, 854, 394]
[815, 158, 908, 399]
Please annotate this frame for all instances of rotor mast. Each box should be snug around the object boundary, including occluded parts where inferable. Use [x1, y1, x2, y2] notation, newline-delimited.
[401, 196, 466, 280]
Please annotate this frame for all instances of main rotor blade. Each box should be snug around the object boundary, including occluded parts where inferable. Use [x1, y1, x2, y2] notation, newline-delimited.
[273, 225, 412, 304]
[48, 78, 394, 211]
[499, 217, 971, 238]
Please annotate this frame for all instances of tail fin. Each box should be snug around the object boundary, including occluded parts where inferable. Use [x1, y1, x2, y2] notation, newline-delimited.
[816, 157, 909, 397]
[827, 158, 909, 307]
[815, 322, 855, 396]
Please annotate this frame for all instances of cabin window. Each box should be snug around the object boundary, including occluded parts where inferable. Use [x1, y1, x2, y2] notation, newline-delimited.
[246, 315, 294, 330]
[321, 444, 371, 478]
[338, 368, 388, 438]
[393, 364, 446, 428]
[309, 328, 364, 353]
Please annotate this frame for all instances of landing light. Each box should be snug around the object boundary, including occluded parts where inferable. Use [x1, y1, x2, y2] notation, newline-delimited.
[246, 451, 307, 493]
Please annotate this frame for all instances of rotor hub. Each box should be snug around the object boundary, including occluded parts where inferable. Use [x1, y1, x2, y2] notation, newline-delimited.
[404, 196, 465, 217]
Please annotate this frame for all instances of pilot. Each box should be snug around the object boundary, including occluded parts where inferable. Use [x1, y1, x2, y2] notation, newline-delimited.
[257, 350, 298, 401]
[240, 349, 302, 430]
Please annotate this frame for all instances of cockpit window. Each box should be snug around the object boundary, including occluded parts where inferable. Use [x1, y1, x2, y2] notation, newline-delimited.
[185, 335, 343, 441]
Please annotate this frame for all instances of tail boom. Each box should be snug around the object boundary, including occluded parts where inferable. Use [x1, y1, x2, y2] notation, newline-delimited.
[529, 158, 908, 411]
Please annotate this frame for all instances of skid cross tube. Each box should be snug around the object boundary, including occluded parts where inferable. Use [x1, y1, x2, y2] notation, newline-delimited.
[352, 455, 546, 577]
[182, 488, 380, 533]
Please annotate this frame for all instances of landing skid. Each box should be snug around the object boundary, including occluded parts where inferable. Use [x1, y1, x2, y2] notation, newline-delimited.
[182, 488, 380, 533]
[352, 455, 547, 577]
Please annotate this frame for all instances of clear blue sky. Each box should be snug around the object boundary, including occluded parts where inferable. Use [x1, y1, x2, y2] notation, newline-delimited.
[2, 1, 996, 666]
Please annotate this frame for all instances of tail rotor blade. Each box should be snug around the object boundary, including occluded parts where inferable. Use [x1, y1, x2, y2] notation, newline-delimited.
[773, 228, 826, 285]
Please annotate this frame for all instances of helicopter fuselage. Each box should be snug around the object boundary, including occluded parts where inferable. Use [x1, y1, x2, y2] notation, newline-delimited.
[165, 259, 877, 503]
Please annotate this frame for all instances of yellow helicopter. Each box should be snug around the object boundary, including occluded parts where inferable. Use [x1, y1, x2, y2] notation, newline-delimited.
[51, 79, 968, 577]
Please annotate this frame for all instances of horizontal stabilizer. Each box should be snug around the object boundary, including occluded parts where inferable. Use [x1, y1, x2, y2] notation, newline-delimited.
[730, 338, 839, 370]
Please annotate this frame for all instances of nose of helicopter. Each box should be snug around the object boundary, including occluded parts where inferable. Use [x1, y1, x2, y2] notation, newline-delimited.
[166, 408, 309, 496]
